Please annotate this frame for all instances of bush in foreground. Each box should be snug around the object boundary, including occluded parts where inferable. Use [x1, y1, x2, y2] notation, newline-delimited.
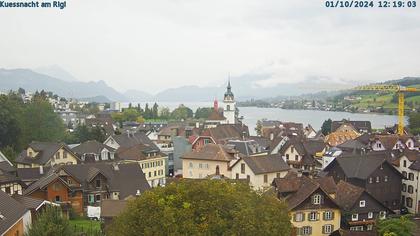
[110, 180, 291, 236]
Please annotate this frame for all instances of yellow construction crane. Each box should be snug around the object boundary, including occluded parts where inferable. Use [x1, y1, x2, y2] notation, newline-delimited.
[353, 84, 418, 135]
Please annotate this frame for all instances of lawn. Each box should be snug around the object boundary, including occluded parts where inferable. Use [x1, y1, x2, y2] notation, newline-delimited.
[69, 218, 101, 235]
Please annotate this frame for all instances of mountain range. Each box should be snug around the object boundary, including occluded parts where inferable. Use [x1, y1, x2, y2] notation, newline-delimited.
[0, 66, 403, 103]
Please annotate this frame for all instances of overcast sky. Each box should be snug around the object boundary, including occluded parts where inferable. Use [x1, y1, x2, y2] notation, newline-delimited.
[1, 0, 420, 93]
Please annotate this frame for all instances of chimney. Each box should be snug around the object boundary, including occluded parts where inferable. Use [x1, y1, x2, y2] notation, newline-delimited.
[39, 166, 44, 175]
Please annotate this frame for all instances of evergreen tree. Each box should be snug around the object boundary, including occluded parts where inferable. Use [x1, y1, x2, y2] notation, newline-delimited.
[25, 206, 74, 236]
[321, 118, 332, 135]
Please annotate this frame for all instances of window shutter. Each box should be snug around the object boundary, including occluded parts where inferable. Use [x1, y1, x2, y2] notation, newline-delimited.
[321, 195, 325, 204]
[331, 224, 334, 232]
[332, 211, 335, 220]
[293, 213, 296, 222]
[317, 212, 320, 221]
[323, 212, 326, 220]
[311, 195, 314, 204]
[309, 226, 312, 234]
[302, 212, 305, 221]
[322, 226, 325, 234]
[296, 228, 302, 235]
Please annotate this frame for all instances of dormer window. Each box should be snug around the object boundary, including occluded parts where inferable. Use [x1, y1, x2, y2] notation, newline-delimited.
[359, 200, 366, 207]
[312, 194, 321, 205]
[29, 151, 33, 157]
[56, 152, 60, 159]
[96, 179, 101, 188]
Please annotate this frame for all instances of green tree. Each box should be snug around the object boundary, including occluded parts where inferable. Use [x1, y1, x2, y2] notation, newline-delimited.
[377, 216, 416, 236]
[171, 105, 193, 120]
[25, 206, 74, 236]
[321, 118, 332, 135]
[159, 107, 171, 119]
[109, 180, 291, 236]
[408, 112, 420, 135]
[194, 107, 213, 119]
[21, 99, 66, 144]
[0, 93, 24, 150]
[152, 103, 159, 119]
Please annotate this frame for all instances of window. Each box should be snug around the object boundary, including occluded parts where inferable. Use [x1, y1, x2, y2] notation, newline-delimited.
[63, 151, 67, 159]
[295, 155, 298, 161]
[276, 172, 281, 178]
[199, 163, 203, 169]
[298, 226, 312, 235]
[95, 194, 101, 202]
[291, 147, 294, 153]
[241, 163, 245, 174]
[377, 143, 382, 148]
[402, 183, 407, 192]
[246, 175, 250, 181]
[204, 139, 211, 144]
[368, 212, 373, 219]
[324, 211, 333, 220]
[286, 154, 289, 160]
[154, 171, 157, 176]
[264, 174, 268, 183]
[312, 194, 321, 205]
[384, 176, 388, 182]
[408, 185, 414, 194]
[351, 214, 358, 221]
[359, 200, 366, 207]
[95, 179, 101, 188]
[189, 162, 193, 168]
[379, 211, 386, 219]
[55, 195, 61, 202]
[294, 212, 304, 222]
[55, 152, 60, 159]
[148, 172, 151, 178]
[369, 177, 373, 183]
[350, 226, 364, 231]
[402, 171, 407, 178]
[409, 173, 414, 181]
[236, 173, 239, 179]
[376, 176, 380, 183]
[309, 211, 318, 221]
[367, 224, 373, 231]
[29, 151, 33, 157]
[226, 105, 230, 111]
[323, 224, 333, 234]
[407, 197, 413, 208]
[403, 160, 407, 167]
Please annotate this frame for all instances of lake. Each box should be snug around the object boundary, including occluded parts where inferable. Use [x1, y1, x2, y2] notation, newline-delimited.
[124, 102, 404, 136]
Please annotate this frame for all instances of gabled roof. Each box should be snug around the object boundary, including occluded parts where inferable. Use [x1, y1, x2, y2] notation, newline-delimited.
[335, 180, 392, 213]
[182, 144, 237, 162]
[326, 155, 399, 180]
[201, 124, 249, 144]
[276, 137, 326, 157]
[116, 143, 162, 161]
[239, 154, 289, 175]
[325, 130, 360, 146]
[15, 142, 79, 165]
[207, 110, 226, 121]
[335, 181, 365, 211]
[0, 190, 28, 235]
[272, 174, 339, 210]
[331, 120, 371, 133]
[59, 163, 150, 199]
[226, 140, 262, 156]
[13, 195, 51, 211]
[274, 175, 339, 210]
[71, 140, 115, 155]
[110, 132, 159, 150]
[371, 134, 413, 150]
[0, 151, 13, 166]
[23, 171, 73, 195]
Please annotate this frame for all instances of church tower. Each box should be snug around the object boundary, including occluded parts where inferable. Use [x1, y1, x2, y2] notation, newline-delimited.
[223, 80, 236, 124]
